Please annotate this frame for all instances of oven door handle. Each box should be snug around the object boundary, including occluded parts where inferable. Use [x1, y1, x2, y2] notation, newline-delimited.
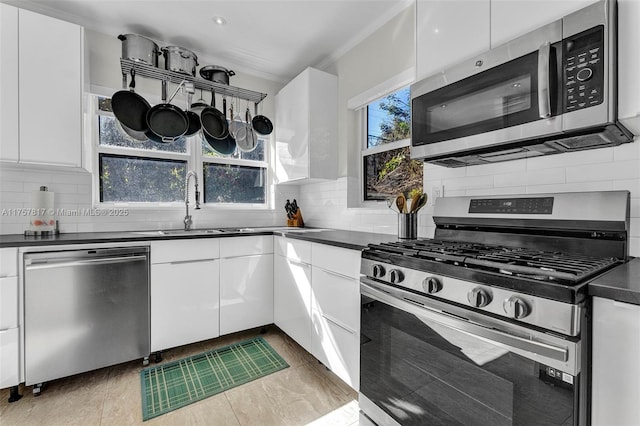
[361, 281, 570, 364]
[538, 42, 552, 119]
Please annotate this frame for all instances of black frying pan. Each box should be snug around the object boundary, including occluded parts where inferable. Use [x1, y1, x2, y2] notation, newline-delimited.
[202, 97, 236, 155]
[251, 102, 273, 135]
[183, 92, 201, 137]
[111, 70, 150, 140]
[146, 80, 188, 143]
[200, 90, 228, 141]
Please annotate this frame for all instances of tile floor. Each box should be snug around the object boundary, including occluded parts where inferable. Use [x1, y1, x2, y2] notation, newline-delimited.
[0, 326, 360, 426]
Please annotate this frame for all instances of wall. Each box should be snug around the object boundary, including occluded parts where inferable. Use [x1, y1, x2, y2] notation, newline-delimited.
[0, 27, 298, 235]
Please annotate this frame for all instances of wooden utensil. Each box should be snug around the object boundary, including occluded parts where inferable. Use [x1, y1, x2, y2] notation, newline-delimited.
[409, 192, 422, 213]
[396, 194, 406, 213]
[413, 193, 428, 212]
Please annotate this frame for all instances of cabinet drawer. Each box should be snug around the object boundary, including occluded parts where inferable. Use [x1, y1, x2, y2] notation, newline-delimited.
[313, 315, 359, 391]
[312, 243, 360, 279]
[0, 328, 19, 388]
[0, 248, 17, 277]
[0, 276, 18, 330]
[312, 266, 359, 332]
[151, 238, 220, 263]
[275, 236, 311, 264]
[220, 235, 273, 258]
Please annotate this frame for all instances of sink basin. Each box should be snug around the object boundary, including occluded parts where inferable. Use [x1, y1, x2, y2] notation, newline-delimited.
[133, 229, 223, 236]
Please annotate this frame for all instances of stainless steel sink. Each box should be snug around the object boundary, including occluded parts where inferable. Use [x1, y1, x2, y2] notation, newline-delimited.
[133, 229, 223, 236]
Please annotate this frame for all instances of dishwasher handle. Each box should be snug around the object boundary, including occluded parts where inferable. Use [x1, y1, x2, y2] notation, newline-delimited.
[25, 255, 148, 270]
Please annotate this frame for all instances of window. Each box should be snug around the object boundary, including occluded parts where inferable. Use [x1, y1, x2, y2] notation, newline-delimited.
[362, 87, 423, 201]
[94, 96, 270, 208]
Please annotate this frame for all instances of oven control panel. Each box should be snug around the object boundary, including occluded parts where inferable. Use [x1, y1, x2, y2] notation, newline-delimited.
[469, 197, 554, 214]
[563, 25, 604, 112]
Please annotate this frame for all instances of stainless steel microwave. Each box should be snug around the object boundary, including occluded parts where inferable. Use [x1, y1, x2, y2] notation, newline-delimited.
[410, 0, 634, 167]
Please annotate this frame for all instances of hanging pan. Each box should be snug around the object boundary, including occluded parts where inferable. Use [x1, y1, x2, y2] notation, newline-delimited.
[251, 102, 273, 135]
[183, 82, 201, 137]
[202, 94, 235, 155]
[200, 90, 228, 141]
[145, 79, 189, 143]
[111, 70, 150, 141]
[236, 107, 258, 152]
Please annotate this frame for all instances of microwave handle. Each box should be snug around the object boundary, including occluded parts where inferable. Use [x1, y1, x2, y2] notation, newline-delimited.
[538, 42, 552, 118]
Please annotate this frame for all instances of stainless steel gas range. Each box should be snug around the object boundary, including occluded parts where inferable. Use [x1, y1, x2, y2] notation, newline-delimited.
[359, 191, 630, 426]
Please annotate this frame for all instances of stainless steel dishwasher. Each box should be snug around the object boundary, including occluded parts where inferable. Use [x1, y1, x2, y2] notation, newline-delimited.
[24, 246, 150, 394]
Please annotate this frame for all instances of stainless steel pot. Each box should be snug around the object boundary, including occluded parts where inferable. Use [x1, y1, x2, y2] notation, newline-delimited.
[199, 65, 235, 85]
[118, 34, 160, 67]
[162, 46, 198, 76]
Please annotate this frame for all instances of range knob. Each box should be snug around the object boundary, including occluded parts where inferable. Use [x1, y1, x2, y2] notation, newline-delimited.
[371, 264, 386, 278]
[503, 296, 531, 319]
[422, 277, 442, 294]
[389, 269, 404, 284]
[467, 287, 492, 308]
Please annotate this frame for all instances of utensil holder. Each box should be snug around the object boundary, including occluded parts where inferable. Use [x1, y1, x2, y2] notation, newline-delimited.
[398, 213, 417, 239]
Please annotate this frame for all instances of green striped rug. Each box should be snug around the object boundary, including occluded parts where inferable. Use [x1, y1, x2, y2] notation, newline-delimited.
[140, 336, 289, 421]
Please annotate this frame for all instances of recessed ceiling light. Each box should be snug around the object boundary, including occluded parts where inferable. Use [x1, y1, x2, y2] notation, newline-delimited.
[212, 16, 227, 26]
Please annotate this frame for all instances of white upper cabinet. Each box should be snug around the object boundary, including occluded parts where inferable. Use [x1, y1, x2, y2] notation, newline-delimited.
[617, 0, 640, 134]
[490, 0, 597, 48]
[416, 0, 490, 80]
[0, 6, 83, 167]
[0, 4, 19, 163]
[275, 67, 337, 184]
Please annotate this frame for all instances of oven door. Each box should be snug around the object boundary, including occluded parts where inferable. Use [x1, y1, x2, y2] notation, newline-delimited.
[360, 279, 584, 426]
[410, 22, 563, 161]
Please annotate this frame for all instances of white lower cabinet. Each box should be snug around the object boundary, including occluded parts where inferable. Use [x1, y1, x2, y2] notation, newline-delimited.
[274, 251, 313, 353]
[592, 296, 640, 425]
[220, 254, 274, 336]
[150, 240, 220, 352]
[0, 328, 19, 388]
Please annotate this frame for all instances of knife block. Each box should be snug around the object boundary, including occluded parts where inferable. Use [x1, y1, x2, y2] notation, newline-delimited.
[287, 209, 304, 228]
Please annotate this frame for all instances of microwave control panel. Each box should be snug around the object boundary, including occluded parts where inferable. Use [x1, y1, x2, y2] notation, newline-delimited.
[563, 26, 604, 112]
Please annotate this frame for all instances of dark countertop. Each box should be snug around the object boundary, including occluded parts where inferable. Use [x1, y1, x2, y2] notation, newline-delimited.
[0, 227, 398, 251]
[588, 257, 640, 305]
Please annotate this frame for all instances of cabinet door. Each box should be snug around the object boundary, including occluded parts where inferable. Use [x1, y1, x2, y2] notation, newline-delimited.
[311, 267, 359, 331]
[0, 328, 19, 388]
[0, 276, 18, 330]
[416, 0, 490, 80]
[592, 297, 640, 424]
[18, 9, 82, 167]
[151, 260, 219, 352]
[490, 0, 595, 47]
[220, 254, 273, 335]
[0, 3, 19, 162]
[273, 254, 312, 353]
[275, 70, 310, 183]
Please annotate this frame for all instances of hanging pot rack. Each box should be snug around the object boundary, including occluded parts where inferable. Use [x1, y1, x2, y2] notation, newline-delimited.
[120, 58, 267, 104]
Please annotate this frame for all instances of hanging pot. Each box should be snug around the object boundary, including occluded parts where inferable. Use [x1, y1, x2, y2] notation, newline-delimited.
[118, 34, 160, 67]
[199, 65, 235, 85]
[145, 80, 189, 143]
[200, 90, 229, 141]
[184, 89, 201, 138]
[251, 102, 273, 135]
[111, 70, 150, 141]
[162, 45, 198, 76]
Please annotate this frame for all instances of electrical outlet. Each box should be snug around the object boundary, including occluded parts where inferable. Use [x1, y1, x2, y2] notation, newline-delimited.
[430, 185, 443, 204]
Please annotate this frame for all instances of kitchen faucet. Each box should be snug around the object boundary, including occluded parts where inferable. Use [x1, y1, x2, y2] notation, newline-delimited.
[184, 171, 201, 230]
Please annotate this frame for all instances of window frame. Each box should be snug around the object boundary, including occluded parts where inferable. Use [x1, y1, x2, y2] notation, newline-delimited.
[359, 85, 417, 204]
[90, 93, 273, 210]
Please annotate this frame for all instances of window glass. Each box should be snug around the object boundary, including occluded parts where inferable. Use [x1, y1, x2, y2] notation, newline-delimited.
[99, 116, 187, 153]
[203, 164, 266, 204]
[367, 87, 411, 148]
[99, 154, 187, 203]
[364, 146, 422, 201]
[363, 86, 422, 201]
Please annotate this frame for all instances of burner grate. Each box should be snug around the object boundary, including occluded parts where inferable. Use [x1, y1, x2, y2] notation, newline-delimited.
[366, 240, 621, 283]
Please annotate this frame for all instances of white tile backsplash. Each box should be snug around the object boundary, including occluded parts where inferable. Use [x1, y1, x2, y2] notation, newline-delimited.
[297, 144, 640, 257]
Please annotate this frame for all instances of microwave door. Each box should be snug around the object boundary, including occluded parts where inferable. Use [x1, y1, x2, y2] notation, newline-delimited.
[411, 24, 564, 161]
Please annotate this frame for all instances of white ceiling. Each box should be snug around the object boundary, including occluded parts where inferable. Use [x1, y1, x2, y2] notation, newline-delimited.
[4, 0, 413, 82]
